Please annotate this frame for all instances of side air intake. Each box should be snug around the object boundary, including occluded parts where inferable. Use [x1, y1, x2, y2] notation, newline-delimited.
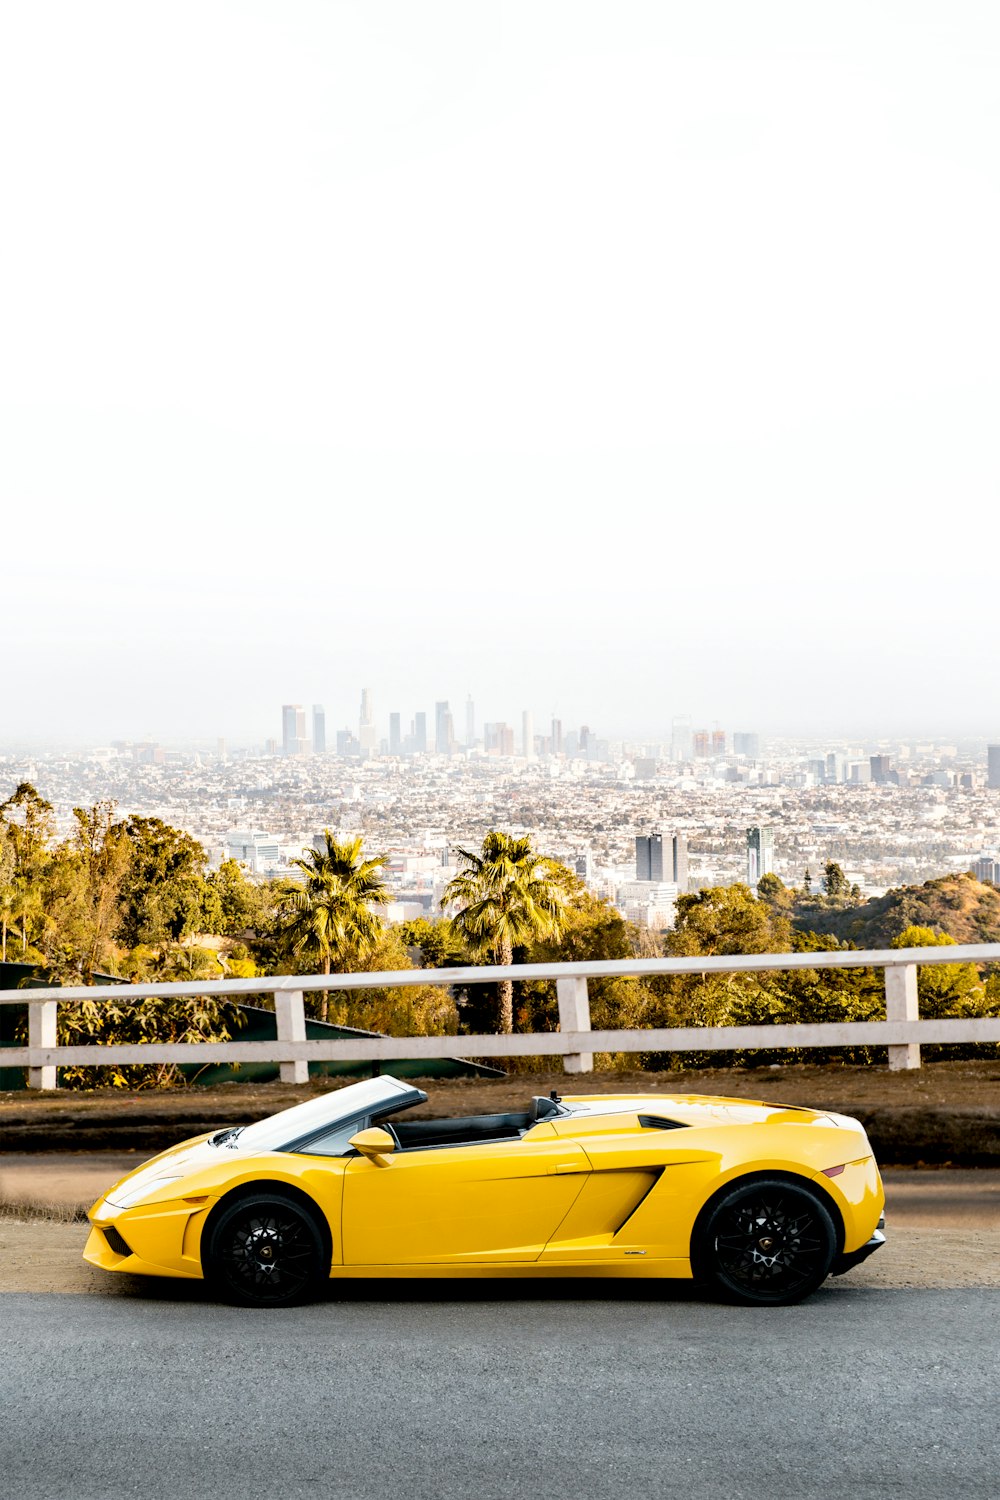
[103, 1226, 133, 1258]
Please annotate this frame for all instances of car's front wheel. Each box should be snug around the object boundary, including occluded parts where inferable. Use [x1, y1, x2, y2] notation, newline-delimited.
[693, 1177, 837, 1306]
[203, 1192, 327, 1307]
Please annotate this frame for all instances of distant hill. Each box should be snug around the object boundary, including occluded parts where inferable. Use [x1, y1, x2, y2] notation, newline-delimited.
[794, 873, 1000, 949]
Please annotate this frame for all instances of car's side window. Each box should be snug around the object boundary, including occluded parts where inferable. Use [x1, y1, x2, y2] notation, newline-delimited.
[297, 1119, 367, 1158]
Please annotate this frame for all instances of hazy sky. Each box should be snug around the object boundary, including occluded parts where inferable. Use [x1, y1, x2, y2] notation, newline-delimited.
[2, 2, 997, 745]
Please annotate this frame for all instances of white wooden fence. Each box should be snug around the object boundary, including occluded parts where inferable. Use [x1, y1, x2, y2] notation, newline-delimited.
[3, 944, 1000, 1088]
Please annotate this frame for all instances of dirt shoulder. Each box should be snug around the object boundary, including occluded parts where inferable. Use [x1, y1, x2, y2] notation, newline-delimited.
[1, 1217, 996, 1296]
[3, 1059, 1000, 1163]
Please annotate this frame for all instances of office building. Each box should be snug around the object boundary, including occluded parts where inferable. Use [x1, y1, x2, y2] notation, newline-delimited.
[358, 689, 376, 757]
[989, 746, 1000, 790]
[746, 827, 775, 885]
[693, 731, 710, 758]
[226, 829, 281, 874]
[435, 701, 454, 755]
[282, 704, 306, 756]
[973, 856, 1000, 885]
[733, 732, 760, 759]
[617, 880, 679, 930]
[413, 712, 427, 754]
[389, 712, 402, 757]
[465, 695, 475, 749]
[711, 730, 726, 757]
[312, 705, 325, 755]
[484, 722, 514, 756]
[551, 717, 563, 755]
[870, 755, 895, 785]
[636, 832, 688, 892]
[671, 716, 693, 761]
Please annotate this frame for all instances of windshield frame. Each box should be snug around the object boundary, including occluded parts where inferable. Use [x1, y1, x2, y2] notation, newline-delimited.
[221, 1075, 428, 1156]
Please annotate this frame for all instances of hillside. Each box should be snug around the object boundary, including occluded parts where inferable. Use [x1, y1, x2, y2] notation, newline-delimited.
[794, 873, 1000, 948]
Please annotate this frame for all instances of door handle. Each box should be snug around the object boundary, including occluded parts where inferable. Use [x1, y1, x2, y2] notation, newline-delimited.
[551, 1162, 585, 1174]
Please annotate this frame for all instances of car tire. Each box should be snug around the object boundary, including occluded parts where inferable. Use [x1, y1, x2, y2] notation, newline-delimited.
[203, 1192, 327, 1307]
[692, 1176, 838, 1307]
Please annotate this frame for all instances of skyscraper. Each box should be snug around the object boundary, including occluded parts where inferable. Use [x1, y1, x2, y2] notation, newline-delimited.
[870, 754, 894, 785]
[635, 833, 660, 881]
[671, 716, 693, 761]
[636, 832, 688, 891]
[465, 695, 475, 748]
[672, 835, 689, 894]
[282, 704, 306, 756]
[435, 701, 453, 755]
[389, 712, 401, 757]
[711, 729, 726, 757]
[733, 732, 760, 759]
[312, 704, 326, 754]
[522, 709, 534, 759]
[414, 712, 427, 754]
[551, 717, 563, 755]
[358, 688, 376, 756]
[746, 827, 775, 885]
[989, 746, 1000, 790]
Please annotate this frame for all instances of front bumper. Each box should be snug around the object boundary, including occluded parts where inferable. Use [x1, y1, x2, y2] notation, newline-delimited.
[831, 1216, 886, 1277]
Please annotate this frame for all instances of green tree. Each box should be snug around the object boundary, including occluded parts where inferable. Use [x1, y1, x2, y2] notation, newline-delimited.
[398, 915, 469, 969]
[72, 801, 131, 975]
[202, 859, 266, 937]
[668, 883, 791, 959]
[278, 833, 390, 1021]
[652, 884, 793, 1034]
[890, 925, 986, 1017]
[116, 817, 209, 946]
[443, 831, 567, 1034]
[0, 782, 55, 881]
[824, 862, 850, 899]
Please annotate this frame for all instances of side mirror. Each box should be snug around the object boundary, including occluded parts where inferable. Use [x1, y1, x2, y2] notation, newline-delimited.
[349, 1126, 396, 1167]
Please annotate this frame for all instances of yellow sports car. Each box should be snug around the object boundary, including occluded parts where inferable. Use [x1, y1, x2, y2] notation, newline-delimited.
[85, 1075, 885, 1307]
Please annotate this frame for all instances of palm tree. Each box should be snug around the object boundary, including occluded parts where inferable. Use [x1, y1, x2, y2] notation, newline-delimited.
[280, 833, 390, 1021]
[443, 831, 567, 1033]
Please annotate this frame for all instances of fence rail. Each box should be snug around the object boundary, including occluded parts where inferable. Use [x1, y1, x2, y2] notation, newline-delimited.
[3, 943, 999, 1088]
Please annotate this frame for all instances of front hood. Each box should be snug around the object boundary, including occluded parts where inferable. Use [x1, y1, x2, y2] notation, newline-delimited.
[101, 1135, 220, 1209]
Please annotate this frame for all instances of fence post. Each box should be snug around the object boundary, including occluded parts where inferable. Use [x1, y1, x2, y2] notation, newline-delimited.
[27, 999, 58, 1090]
[275, 990, 308, 1085]
[885, 964, 920, 1070]
[556, 976, 593, 1074]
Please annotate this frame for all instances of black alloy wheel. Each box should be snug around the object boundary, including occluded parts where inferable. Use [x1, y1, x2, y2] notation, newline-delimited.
[204, 1193, 326, 1307]
[695, 1177, 837, 1306]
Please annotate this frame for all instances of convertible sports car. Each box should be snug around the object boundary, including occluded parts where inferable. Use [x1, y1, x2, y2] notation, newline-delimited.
[84, 1075, 885, 1307]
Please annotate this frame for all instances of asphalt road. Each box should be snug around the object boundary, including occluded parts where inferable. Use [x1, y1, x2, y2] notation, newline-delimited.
[2, 1285, 998, 1500]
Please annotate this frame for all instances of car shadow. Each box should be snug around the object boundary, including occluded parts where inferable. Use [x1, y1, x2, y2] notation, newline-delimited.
[104, 1272, 706, 1307]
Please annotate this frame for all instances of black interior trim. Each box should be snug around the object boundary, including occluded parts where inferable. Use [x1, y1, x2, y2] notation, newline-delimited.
[392, 1112, 533, 1151]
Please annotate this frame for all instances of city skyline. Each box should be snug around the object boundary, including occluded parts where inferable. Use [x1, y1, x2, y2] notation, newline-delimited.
[4, 6, 999, 747]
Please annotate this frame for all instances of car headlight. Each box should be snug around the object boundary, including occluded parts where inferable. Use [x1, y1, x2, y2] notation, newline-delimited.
[107, 1175, 184, 1209]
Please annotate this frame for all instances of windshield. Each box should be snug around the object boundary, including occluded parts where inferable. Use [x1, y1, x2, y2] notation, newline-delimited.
[231, 1076, 420, 1155]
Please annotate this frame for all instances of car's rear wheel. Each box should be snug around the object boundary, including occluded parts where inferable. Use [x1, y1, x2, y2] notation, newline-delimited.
[204, 1193, 326, 1307]
[693, 1177, 837, 1306]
